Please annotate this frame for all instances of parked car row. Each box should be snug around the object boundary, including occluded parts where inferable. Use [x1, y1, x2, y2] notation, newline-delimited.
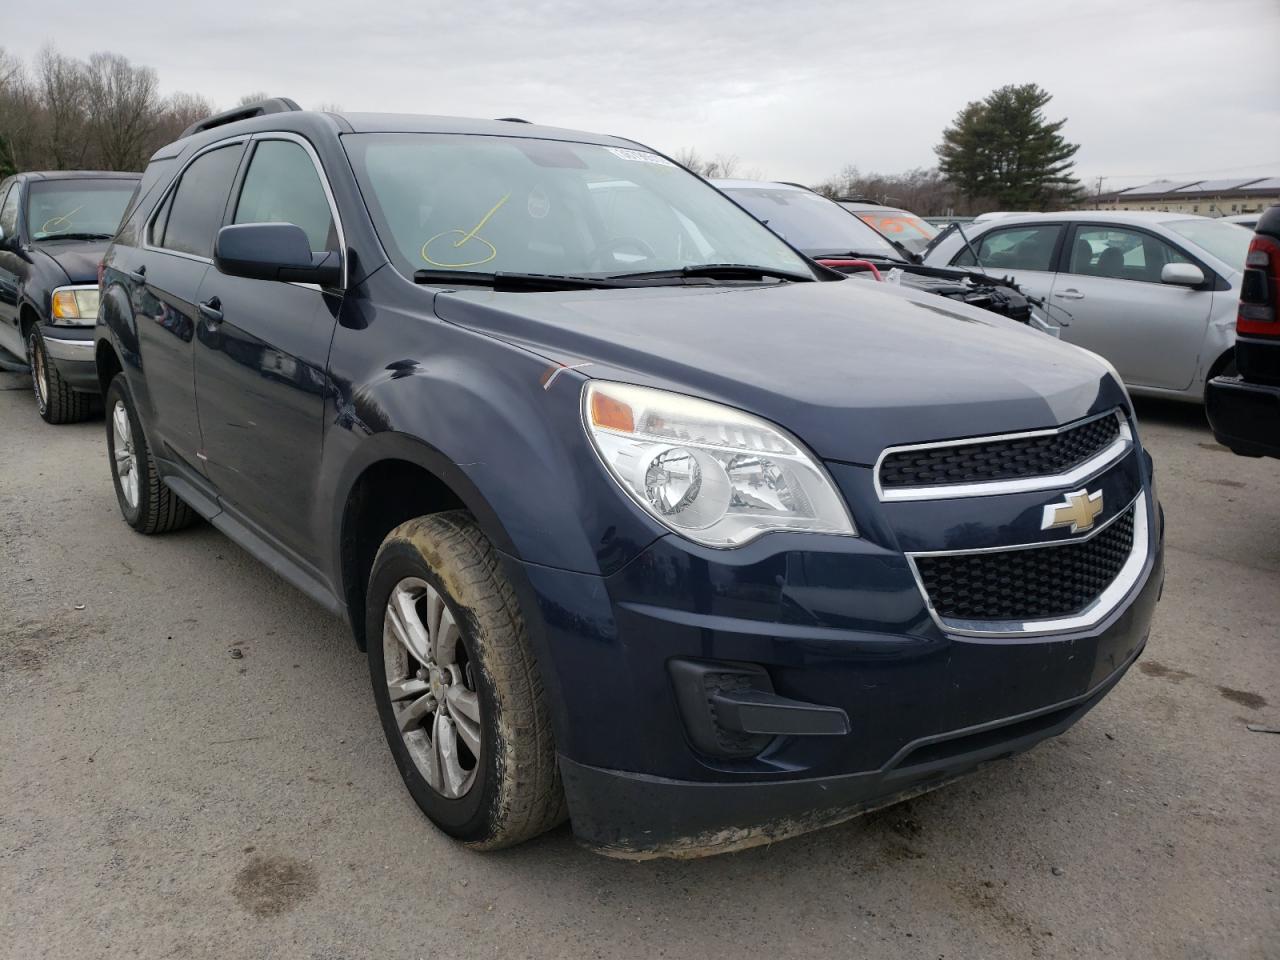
[7, 99, 1171, 859]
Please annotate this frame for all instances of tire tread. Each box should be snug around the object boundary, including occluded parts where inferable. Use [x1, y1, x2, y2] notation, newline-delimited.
[378, 511, 567, 848]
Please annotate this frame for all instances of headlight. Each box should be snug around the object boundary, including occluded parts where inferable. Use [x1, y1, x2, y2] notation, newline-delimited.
[50, 286, 100, 324]
[583, 381, 856, 548]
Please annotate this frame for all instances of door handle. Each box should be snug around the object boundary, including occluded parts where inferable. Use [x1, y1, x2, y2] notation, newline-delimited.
[198, 297, 223, 322]
[126, 264, 146, 284]
[1054, 289, 1085, 300]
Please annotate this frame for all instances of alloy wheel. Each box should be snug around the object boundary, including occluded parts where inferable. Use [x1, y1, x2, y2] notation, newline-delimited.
[30, 334, 48, 410]
[382, 577, 483, 799]
[111, 400, 139, 510]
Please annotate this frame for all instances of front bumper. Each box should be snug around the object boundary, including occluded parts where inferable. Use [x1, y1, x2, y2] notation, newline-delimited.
[1207, 374, 1280, 459]
[511, 474, 1164, 857]
[562, 638, 1145, 858]
[38, 324, 99, 394]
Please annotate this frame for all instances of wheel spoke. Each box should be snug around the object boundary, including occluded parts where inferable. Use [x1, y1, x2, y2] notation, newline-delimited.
[387, 677, 429, 702]
[445, 685, 481, 723]
[396, 691, 436, 733]
[435, 716, 466, 796]
[433, 604, 459, 666]
[449, 709, 482, 758]
[386, 584, 431, 664]
[426, 587, 444, 645]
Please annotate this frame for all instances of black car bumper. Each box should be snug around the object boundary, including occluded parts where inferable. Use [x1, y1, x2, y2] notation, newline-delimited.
[562, 638, 1144, 859]
[39, 324, 99, 394]
[1206, 374, 1280, 459]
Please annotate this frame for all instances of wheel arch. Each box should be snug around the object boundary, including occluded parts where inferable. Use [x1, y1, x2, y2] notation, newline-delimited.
[1207, 345, 1236, 381]
[96, 338, 124, 394]
[18, 302, 41, 344]
[334, 432, 523, 651]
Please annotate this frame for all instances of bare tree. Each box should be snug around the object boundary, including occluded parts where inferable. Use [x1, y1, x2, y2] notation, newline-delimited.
[152, 91, 215, 148]
[36, 46, 91, 169]
[0, 48, 36, 175]
[85, 52, 160, 170]
[674, 148, 743, 180]
[236, 91, 269, 107]
[812, 165, 961, 216]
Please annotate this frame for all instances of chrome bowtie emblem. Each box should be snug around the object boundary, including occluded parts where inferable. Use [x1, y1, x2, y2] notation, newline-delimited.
[1042, 488, 1104, 533]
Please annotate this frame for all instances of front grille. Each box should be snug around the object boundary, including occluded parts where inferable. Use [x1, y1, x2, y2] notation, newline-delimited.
[914, 505, 1136, 622]
[880, 414, 1121, 489]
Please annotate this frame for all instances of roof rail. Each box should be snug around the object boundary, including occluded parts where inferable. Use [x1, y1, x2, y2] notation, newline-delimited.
[180, 97, 304, 139]
[775, 181, 816, 192]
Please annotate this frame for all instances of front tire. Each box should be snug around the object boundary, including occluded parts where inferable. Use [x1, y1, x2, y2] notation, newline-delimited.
[28, 326, 95, 424]
[366, 511, 566, 849]
[104, 373, 195, 534]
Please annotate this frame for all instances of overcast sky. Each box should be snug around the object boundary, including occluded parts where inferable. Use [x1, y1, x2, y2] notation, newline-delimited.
[12, 0, 1280, 189]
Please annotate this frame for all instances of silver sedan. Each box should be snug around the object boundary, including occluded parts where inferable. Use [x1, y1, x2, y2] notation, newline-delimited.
[923, 211, 1250, 402]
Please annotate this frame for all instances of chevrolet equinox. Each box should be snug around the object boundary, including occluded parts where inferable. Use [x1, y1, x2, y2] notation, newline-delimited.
[94, 99, 1164, 858]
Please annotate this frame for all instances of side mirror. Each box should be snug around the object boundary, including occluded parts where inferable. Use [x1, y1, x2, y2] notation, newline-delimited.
[1161, 262, 1205, 287]
[214, 222, 341, 287]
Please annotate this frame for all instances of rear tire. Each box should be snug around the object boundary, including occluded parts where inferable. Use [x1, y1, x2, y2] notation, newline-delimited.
[105, 373, 195, 534]
[28, 327, 96, 424]
[366, 511, 566, 849]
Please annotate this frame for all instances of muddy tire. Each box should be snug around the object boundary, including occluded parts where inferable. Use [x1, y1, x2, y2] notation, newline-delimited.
[29, 327, 96, 424]
[366, 511, 566, 849]
[105, 373, 195, 534]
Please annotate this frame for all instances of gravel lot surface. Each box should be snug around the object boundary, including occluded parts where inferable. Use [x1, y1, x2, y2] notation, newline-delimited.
[1, 370, 1276, 960]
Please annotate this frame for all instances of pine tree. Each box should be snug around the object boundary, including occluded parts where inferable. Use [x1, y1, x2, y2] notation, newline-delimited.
[936, 84, 1084, 211]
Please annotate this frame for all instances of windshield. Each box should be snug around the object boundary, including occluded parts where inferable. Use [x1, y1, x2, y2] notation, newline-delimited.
[26, 179, 138, 241]
[843, 205, 937, 255]
[1164, 219, 1252, 271]
[720, 187, 900, 259]
[342, 134, 811, 280]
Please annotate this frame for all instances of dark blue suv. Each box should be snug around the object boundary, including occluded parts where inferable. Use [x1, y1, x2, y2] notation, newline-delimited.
[95, 100, 1164, 858]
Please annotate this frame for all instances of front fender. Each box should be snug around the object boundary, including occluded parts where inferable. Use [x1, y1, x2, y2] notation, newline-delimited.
[321, 287, 665, 580]
[95, 265, 144, 384]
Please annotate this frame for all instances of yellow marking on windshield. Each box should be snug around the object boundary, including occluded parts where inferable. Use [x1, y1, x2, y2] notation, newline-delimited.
[420, 193, 511, 269]
[40, 205, 84, 235]
[455, 193, 509, 247]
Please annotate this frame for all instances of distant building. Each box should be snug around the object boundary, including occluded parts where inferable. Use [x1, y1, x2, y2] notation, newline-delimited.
[1087, 177, 1280, 216]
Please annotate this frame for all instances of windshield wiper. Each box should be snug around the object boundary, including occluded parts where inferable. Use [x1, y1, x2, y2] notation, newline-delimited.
[413, 269, 629, 291]
[608, 263, 814, 283]
[35, 232, 114, 242]
[811, 249, 910, 265]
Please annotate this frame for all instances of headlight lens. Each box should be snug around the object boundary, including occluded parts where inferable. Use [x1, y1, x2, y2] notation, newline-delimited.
[583, 381, 856, 547]
[50, 286, 100, 324]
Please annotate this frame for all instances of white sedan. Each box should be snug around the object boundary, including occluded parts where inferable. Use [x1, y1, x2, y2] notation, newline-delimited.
[923, 211, 1250, 403]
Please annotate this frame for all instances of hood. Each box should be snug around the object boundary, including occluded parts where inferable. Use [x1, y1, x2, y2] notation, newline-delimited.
[34, 240, 109, 284]
[433, 279, 1125, 465]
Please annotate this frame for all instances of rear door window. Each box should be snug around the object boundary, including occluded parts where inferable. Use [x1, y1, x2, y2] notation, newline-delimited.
[1066, 226, 1191, 283]
[232, 139, 336, 253]
[952, 224, 1064, 271]
[157, 143, 245, 259]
